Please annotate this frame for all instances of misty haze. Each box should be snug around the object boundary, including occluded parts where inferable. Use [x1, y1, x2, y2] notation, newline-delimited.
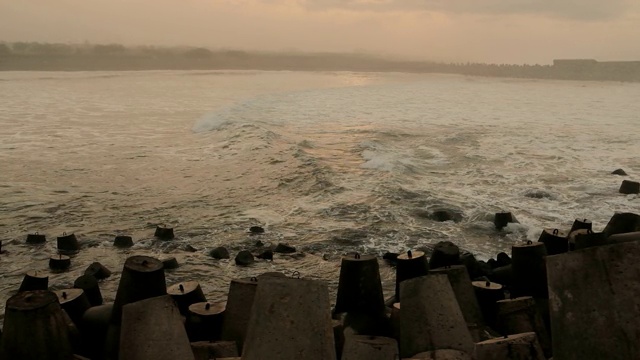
[1, 1, 640, 360]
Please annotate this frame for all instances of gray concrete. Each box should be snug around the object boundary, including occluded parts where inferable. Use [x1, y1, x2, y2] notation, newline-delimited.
[341, 335, 399, 360]
[430, 265, 484, 327]
[475, 332, 545, 360]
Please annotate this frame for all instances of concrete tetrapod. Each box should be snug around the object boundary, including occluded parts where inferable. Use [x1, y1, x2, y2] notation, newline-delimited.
[395, 250, 429, 302]
[496, 296, 551, 358]
[511, 241, 547, 298]
[119, 295, 194, 360]
[242, 276, 336, 360]
[408, 349, 472, 360]
[334, 254, 385, 316]
[167, 280, 207, 316]
[547, 241, 640, 360]
[0, 290, 73, 360]
[429, 265, 485, 328]
[474, 332, 545, 360]
[18, 270, 48, 292]
[341, 335, 399, 360]
[220, 277, 259, 354]
[54, 289, 92, 329]
[187, 302, 225, 342]
[399, 274, 474, 358]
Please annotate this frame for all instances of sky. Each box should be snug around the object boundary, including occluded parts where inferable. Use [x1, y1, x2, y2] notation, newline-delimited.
[1, 0, 639, 64]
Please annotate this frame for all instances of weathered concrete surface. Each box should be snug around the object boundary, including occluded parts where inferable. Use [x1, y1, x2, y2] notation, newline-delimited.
[399, 274, 474, 358]
[119, 295, 194, 360]
[496, 296, 551, 358]
[220, 277, 258, 353]
[334, 254, 385, 317]
[408, 349, 472, 359]
[430, 265, 484, 327]
[341, 335, 398, 360]
[475, 332, 545, 360]
[242, 276, 336, 360]
[547, 241, 640, 360]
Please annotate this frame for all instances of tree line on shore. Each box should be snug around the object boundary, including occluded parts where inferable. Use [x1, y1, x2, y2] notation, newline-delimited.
[0, 41, 638, 82]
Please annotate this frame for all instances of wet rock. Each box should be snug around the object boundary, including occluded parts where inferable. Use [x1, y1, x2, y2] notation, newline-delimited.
[256, 249, 273, 261]
[114, 235, 133, 248]
[429, 241, 461, 269]
[154, 225, 175, 240]
[235, 251, 254, 266]
[487, 259, 498, 269]
[209, 247, 230, 259]
[619, 180, 640, 194]
[494, 212, 518, 230]
[274, 243, 296, 254]
[249, 226, 265, 234]
[182, 244, 198, 252]
[383, 252, 399, 266]
[254, 240, 264, 248]
[84, 262, 112, 280]
[612, 168, 628, 176]
[428, 209, 464, 223]
[460, 252, 488, 279]
[496, 252, 511, 267]
[162, 257, 180, 270]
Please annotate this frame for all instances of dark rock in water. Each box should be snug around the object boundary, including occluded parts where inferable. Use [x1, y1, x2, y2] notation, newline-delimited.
[162, 257, 179, 270]
[496, 252, 512, 267]
[523, 189, 554, 199]
[494, 212, 519, 230]
[383, 252, 399, 266]
[249, 226, 265, 234]
[612, 168, 628, 176]
[257, 249, 273, 261]
[429, 241, 461, 269]
[254, 240, 264, 248]
[84, 262, 112, 280]
[619, 180, 640, 194]
[182, 244, 198, 252]
[428, 209, 464, 223]
[487, 259, 498, 269]
[114, 235, 133, 248]
[460, 252, 488, 279]
[209, 246, 230, 259]
[235, 250, 254, 266]
[274, 243, 296, 254]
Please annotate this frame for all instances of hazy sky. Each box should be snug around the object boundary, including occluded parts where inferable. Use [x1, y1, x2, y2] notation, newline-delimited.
[1, 0, 639, 64]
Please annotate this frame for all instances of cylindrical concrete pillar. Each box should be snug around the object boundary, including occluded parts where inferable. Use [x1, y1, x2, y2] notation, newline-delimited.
[113, 235, 133, 248]
[154, 225, 175, 240]
[511, 241, 547, 298]
[74, 274, 103, 307]
[187, 302, 225, 342]
[54, 289, 92, 328]
[537, 228, 568, 255]
[221, 277, 258, 353]
[569, 218, 592, 234]
[26, 232, 46, 244]
[167, 281, 207, 316]
[475, 332, 545, 360]
[18, 270, 48, 292]
[57, 232, 80, 254]
[119, 295, 194, 360]
[341, 335, 399, 360]
[472, 280, 504, 328]
[334, 254, 385, 317]
[242, 276, 336, 360]
[395, 250, 429, 301]
[49, 255, 71, 271]
[496, 296, 551, 358]
[430, 265, 484, 327]
[399, 274, 474, 358]
[0, 290, 73, 360]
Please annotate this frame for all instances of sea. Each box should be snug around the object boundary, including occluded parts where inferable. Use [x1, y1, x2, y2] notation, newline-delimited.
[1, 70, 639, 323]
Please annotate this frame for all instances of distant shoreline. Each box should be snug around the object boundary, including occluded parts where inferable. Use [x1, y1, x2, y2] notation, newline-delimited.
[1, 42, 639, 82]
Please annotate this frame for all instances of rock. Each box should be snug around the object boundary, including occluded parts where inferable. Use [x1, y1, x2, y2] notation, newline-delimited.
[114, 235, 133, 248]
[182, 244, 198, 252]
[496, 252, 511, 267]
[154, 225, 175, 240]
[612, 168, 628, 176]
[209, 247, 230, 259]
[494, 212, 518, 230]
[429, 241, 461, 269]
[249, 226, 264, 234]
[619, 180, 640, 194]
[274, 243, 296, 254]
[427, 209, 463, 223]
[256, 249, 273, 261]
[84, 262, 112, 280]
[254, 240, 264, 247]
[460, 252, 488, 279]
[235, 251, 254, 266]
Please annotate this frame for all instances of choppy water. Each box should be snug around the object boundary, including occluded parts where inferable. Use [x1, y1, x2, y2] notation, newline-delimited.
[1, 70, 639, 322]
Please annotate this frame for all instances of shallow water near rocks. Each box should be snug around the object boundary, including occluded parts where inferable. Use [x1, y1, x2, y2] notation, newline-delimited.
[1, 70, 639, 323]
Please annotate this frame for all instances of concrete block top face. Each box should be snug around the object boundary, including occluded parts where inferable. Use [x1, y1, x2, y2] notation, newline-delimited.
[512, 241, 545, 251]
[189, 301, 226, 315]
[53, 289, 84, 306]
[428, 264, 466, 273]
[25, 270, 48, 280]
[546, 241, 640, 360]
[167, 280, 200, 295]
[471, 281, 503, 291]
[476, 332, 537, 346]
[124, 255, 163, 272]
[408, 349, 472, 359]
[398, 250, 425, 260]
[342, 254, 377, 262]
[7, 290, 58, 311]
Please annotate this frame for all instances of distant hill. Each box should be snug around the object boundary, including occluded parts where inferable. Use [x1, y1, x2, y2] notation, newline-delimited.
[1, 42, 639, 82]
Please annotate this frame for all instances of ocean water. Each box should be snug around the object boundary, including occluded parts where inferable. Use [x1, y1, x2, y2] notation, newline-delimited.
[0, 70, 639, 322]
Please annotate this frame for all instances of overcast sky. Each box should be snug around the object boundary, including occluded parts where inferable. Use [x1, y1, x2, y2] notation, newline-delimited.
[1, 0, 639, 64]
